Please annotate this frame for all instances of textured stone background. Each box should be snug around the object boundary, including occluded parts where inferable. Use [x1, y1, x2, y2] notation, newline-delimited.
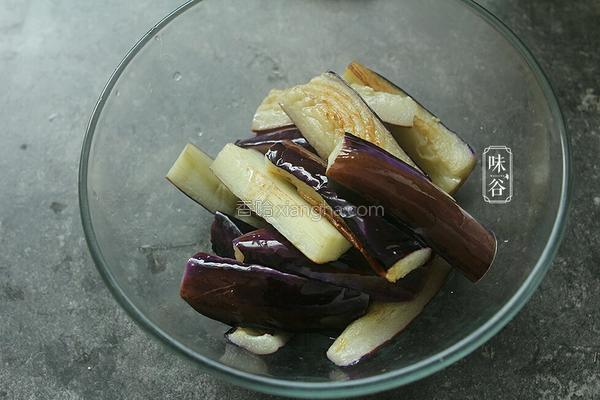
[0, 0, 598, 399]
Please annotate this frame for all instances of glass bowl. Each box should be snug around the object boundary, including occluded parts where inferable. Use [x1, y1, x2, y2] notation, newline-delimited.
[79, 0, 570, 397]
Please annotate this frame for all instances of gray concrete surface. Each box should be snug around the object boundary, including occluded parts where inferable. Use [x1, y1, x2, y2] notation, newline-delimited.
[0, 0, 598, 399]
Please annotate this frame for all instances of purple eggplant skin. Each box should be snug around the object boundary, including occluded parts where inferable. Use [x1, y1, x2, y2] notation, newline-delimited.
[235, 127, 316, 154]
[210, 212, 257, 258]
[180, 253, 369, 332]
[265, 141, 429, 278]
[327, 133, 497, 283]
[233, 228, 424, 302]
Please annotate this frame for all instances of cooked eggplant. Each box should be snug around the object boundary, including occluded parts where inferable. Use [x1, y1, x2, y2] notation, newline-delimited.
[253, 80, 418, 132]
[327, 257, 451, 367]
[265, 141, 431, 281]
[210, 212, 256, 258]
[180, 253, 369, 332]
[210, 144, 351, 263]
[343, 62, 476, 194]
[166, 143, 263, 226]
[166, 144, 238, 213]
[278, 72, 420, 170]
[225, 327, 291, 355]
[235, 127, 316, 154]
[251, 89, 295, 132]
[349, 83, 417, 127]
[327, 134, 496, 282]
[233, 228, 424, 301]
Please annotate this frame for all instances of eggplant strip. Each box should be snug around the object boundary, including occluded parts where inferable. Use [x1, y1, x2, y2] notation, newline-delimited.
[327, 134, 496, 282]
[233, 228, 424, 302]
[180, 253, 369, 332]
[225, 327, 291, 355]
[265, 141, 431, 281]
[210, 144, 351, 263]
[236, 127, 316, 154]
[210, 212, 256, 258]
[343, 62, 476, 194]
[327, 256, 451, 366]
[165, 143, 263, 227]
[278, 72, 421, 170]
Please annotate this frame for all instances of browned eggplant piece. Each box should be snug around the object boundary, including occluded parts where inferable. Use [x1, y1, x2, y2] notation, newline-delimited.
[210, 212, 256, 258]
[343, 62, 477, 194]
[235, 127, 316, 154]
[233, 228, 424, 301]
[327, 134, 496, 282]
[277, 72, 421, 171]
[180, 253, 369, 332]
[327, 256, 451, 366]
[251, 89, 295, 132]
[265, 141, 431, 281]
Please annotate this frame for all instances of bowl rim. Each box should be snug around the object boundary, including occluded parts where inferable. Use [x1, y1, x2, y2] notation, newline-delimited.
[78, 0, 571, 397]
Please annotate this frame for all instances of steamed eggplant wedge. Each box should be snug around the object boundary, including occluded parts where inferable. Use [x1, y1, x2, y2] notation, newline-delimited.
[343, 62, 476, 194]
[327, 134, 496, 282]
[236, 127, 316, 154]
[327, 257, 451, 367]
[251, 89, 295, 132]
[225, 327, 291, 355]
[180, 253, 369, 332]
[210, 212, 256, 258]
[233, 228, 424, 301]
[278, 72, 420, 170]
[210, 144, 351, 263]
[265, 141, 431, 281]
[166, 144, 262, 226]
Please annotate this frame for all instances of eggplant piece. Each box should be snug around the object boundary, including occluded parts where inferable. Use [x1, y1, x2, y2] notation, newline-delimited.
[166, 144, 238, 213]
[210, 144, 351, 263]
[225, 327, 291, 355]
[343, 62, 476, 194]
[251, 89, 295, 132]
[327, 134, 496, 282]
[349, 83, 417, 127]
[265, 141, 431, 281]
[327, 257, 451, 367]
[235, 127, 316, 154]
[166, 144, 263, 227]
[233, 228, 424, 301]
[252, 82, 417, 132]
[180, 253, 369, 332]
[210, 212, 256, 258]
[278, 72, 420, 170]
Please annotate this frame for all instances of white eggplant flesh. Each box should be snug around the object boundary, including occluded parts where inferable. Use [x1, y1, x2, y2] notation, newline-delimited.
[326, 257, 451, 367]
[385, 247, 433, 283]
[225, 327, 291, 355]
[252, 84, 417, 131]
[343, 62, 476, 194]
[278, 72, 420, 170]
[350, 84, 417, 127]
[166, 144, 262, 227]
[210, 144, 351, 263]
[251, 89, 294, 132]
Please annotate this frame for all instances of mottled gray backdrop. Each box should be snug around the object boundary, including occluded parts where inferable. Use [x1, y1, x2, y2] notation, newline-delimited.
[0, 0, 598, 399]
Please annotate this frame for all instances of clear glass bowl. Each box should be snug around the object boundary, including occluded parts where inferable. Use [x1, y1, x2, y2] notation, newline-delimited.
[79, 0, 570, 397]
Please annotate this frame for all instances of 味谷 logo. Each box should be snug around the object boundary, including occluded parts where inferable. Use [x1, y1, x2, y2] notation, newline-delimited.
[482, 146, 513, 204]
